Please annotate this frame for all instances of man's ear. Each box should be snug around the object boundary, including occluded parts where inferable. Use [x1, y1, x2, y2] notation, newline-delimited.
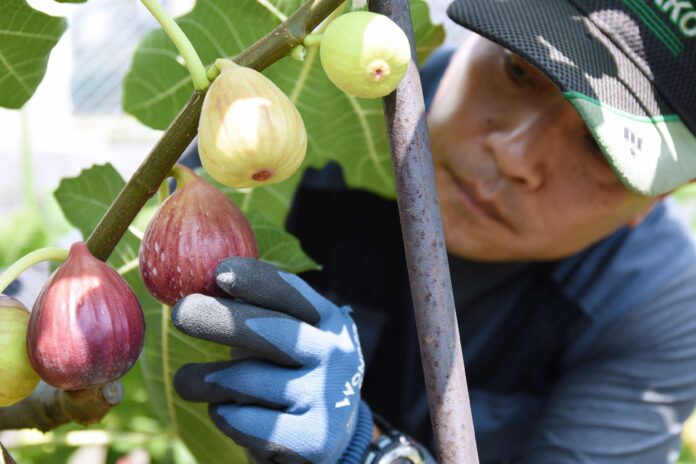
[626, 177, 696, 228]
[626, 193, 672, 228]
[626, 202, 657, 228]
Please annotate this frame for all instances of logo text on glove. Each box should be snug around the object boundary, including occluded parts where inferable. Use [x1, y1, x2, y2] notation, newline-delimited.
[335, 324, 365, 409]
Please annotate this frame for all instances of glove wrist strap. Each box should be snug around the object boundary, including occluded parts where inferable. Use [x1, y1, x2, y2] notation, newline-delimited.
[338, 401, 374, 464]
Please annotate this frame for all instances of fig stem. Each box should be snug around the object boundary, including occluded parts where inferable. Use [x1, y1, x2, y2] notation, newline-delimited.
[302, 33, 323, 47]
[169, 164, 197, 187]
[137, 0, 209, 91]
[291, 44, 307, 61]
[157, 179, 170, 204]
[207, 58, 238, 81]
[351, 0, 368, 9]
[0, 247, 69, 294]
[207, 64, 221, 82]
[0, 382, 123, 432]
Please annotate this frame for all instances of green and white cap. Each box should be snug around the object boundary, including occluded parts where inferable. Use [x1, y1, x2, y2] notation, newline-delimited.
[447, 0, 696, 196]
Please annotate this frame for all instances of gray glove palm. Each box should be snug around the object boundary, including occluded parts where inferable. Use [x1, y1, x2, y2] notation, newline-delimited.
[171, 257, 374, 463]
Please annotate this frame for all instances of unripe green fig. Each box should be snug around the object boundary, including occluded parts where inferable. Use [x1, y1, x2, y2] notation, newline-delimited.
[0, 295, 39, 407]
[198, 59, 307, 189]
[320, 11, 410, 99]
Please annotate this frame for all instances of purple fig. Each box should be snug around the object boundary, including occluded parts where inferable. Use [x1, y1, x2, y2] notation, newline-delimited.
[139, 165, 259, 306]
[27, 242, 145, 390]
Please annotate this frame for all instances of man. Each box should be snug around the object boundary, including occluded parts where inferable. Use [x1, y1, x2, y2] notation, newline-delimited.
[172, 0, 696, 462]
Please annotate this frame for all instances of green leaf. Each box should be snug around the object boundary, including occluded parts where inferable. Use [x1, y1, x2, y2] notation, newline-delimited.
[0, 0, 67, 109]
[7, 443, 75, 464]
[200, 172, 319, 271]
[411, 1, 446, 64]
[199, 170, 301, 228]
[123, 0, 444, 224]
[248, 211, 320, 272]
[679, 443, 696, 464]
[54, 163, 318, 463]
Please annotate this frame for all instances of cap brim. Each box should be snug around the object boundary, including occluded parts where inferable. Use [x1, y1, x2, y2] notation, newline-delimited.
[447, 0, 696, 196]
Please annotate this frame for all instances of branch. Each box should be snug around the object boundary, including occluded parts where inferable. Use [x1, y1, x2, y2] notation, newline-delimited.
[86, 0, 345, 261]
[0, 0, 346, 434]
[0, 382, 123, 432]
[138, 0, 209, 90]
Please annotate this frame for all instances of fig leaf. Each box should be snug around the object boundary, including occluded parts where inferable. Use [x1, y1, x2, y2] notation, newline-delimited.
[0, 0, 66, 108]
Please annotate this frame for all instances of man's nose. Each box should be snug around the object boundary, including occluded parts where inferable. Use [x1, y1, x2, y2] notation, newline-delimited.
[484, 111, 552, 191]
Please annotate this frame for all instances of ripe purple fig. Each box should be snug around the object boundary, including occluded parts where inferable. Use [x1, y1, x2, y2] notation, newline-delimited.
[139, 165, 259, 306]
[27, 242, 145, 390]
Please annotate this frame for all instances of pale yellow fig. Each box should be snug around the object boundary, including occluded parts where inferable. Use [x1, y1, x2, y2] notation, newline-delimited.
[320, 11, 410, 99]
[198, 59, 308, 189]
[0, 295, 39, 407]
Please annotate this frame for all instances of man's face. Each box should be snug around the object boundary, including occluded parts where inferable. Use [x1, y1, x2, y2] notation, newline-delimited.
[427, 35, 656, 262]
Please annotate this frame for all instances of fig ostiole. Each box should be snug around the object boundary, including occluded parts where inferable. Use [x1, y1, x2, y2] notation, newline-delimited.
[319, 11, 410, 99]
[139, 164, 259, 306]
[198, 59, 308, 189]
[0, 295, 40, 406]
[27, 242, 145, 390]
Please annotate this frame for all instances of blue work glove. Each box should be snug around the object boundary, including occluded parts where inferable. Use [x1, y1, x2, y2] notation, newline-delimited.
[171, 257, 374, 463]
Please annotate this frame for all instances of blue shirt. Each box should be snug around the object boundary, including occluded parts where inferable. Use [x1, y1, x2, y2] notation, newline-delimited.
[285, 47, 696, 463]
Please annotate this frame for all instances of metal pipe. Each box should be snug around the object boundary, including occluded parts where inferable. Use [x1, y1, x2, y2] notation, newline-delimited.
[367, 0, 479, 462]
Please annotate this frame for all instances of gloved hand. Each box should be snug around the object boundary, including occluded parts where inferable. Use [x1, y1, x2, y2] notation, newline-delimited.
[171, 257, 374, 464]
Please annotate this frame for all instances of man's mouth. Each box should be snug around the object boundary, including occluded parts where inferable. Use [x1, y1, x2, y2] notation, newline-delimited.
[447, 169, 507, 226]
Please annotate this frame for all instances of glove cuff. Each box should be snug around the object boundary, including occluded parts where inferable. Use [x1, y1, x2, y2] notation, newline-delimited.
[338, 401, 373, 464]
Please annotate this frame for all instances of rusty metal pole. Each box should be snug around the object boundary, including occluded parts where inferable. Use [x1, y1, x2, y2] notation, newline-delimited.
[368, 0, 479, 462]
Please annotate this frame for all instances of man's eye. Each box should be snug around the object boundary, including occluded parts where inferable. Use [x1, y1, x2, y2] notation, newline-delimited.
[503, 51, 533, 88]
